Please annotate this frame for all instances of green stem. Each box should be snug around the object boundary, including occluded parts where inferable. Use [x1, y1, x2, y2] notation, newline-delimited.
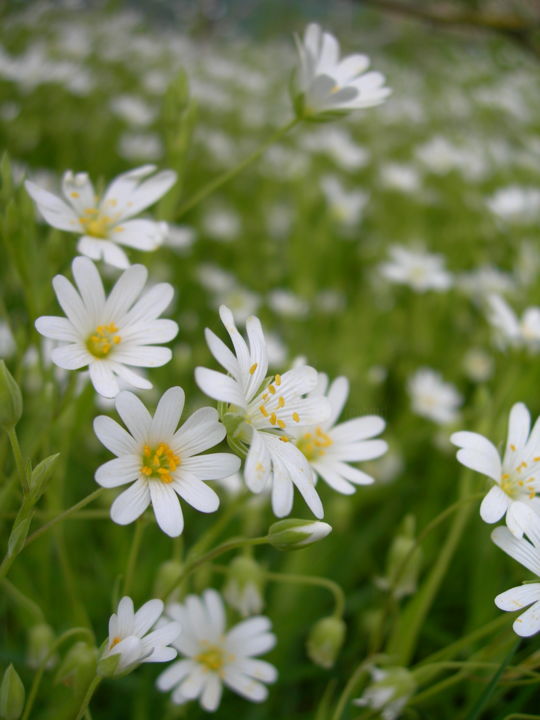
[163, 535, 269, 600]
[187, 492, 248, 559]
[123, 518, 145, 596]
[7, 427, 28, 494]
[175, 118, 300, 218]
[24, 488, 105, 549]
[73, 675, 101, 720]
[2, 578, 45, 621]
[21, 627, 95, 720]
[463, 639, 521, 720]
[331, 659, 376, 720]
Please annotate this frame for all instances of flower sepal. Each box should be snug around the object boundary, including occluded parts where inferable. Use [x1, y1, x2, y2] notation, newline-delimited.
[267, 519, 332, 550]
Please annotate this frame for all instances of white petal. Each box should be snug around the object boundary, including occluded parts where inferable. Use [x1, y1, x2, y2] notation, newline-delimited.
[35, 316, 78, 342]
[95, 455, 140, 488]
[109, 362, 153, 391]
[203, 589, 226, 636]
[480, 486, 509, 524]
[324, 376, 349, 428]
[121, 319, 179, 345]
[331, 415, 385, 443]
[491, 526, 540, 576]
[181, 453, 241, 480]
[511, 599, 540, 637]
[271, 471, 294, 518]
[179, 664, 207, 699]
[72, 256, 105, 323]
[456, 447, 501, 482]
[112, 219, 166, 250]
[110, 478, 150, 525]
[336, 439, 388, 462]
[200, 673, 223, 711]
[149, 387, 184, 443]
[105, 264, 148, 320]
[51, 344, 88, 370]
[507, 402, 531, 454]
[112, 346, 172, 368]
[245, 430, 271, 492]
[195, 367, 245, 406]
[115, 391, 152, 442]
[52, 275, 88, 332]
[94, 415, 138, 456]
[134, 599, 164, 636]
[225, 617, 272, 651]
[173, 472, 220, 513]
[89, 361, 119, 398]
[223, 667, 269, 702]
[173, 407, 226, 456]
[495, 583, 540, 611]
[507, 501, 535, 538]
[149, 482, 184, 537]
[313, 461, 356, 494]
[157, 659, 196, 692]
[234, 658, 278, 683]
[123, 283, 174, 325]
[25, 180, 81, 232]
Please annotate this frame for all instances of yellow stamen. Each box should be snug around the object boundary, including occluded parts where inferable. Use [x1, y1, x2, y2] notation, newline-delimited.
[277, 396, 285, 408]
[196, 646, 225, 673]
[269, 413, 277, 425]
[292, 412, 300, 423]
[268, 385, 276, 395]
[86, 322, 121, 358]
[70, 191, 80, 198]
[140, 443, 180, 484]
[274, 374, 281, 386]
[510, 444, 517, 451]
[249, 363, 258, 375]
[110, 636, 121, 649]
[277, 419, 286, 429]
[259, 405, 269, 417]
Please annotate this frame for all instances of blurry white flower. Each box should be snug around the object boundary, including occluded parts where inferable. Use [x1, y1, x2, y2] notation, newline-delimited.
[26, 165, 175, 268]
[408, 368, 461, 425]
[36, 258, 178, 397]
[265, 332, 288, 368]
[165, 225, 196, 254]
[224, 556, 265, 617]
[110, 94, 156, 126]
[290, 374, 387, 495]
[100, 596, 180, 676]
[353, 666, 415, 720]
[492, 507, 540, 636]
[416, 136, 485, 179]
[302, 127, 369, 170]
[379, 163, 420, 193]
[94, 387, 240, 536]
[268, 289, 309, 319]
[118, 132, 163, 162]
[380, 245, 452, 293]
[487, 294, 540, 352]
[203, 206, 241, 242]
[462, 348, 493, 382]
[457, 266, 515, 299]
[488, 186, 540, 223]
[195, 306, 330, 518]
[451, 402, 540, 537]
[197, 264, 235, 293]
[321, 175, 368, 227]
[293, 23, 390, 119]
[157, 590, 277, 710]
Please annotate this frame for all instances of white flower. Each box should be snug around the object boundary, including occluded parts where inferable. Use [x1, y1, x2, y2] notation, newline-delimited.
[25, 164, 176, 268]
[353, 666, 415, 720]
[408, 368, 461, 425]
[94, 387, 240, 537]
[487, 186, 540, 223]
[487, 294, 540, 352]
[195, 306, 330, 518]
[293, 23, 391, 119]
[290, 374, 387, 495]
[35, 257, 178, 398]
[100, 596, 181, 675]
[380, 245, 452, 293]
[492, 508, 540, 636]
[321, 175, 368, 227]
[156, 589, 277, 711]
[451, 403, 540, 537]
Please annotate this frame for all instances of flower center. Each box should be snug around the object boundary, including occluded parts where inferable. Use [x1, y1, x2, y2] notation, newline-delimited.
[140, 443, 180, 484]
[196, 646, 225, 672]
[86, 323, 121, 358]
[109, 636, 122, 649]
[297, 426, 333, 461]
[501, 449, 540, 500]
[79, 208, 113, 238]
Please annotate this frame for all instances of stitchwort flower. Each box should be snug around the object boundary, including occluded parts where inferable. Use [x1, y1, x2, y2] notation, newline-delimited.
[451, 402, 540, 537]
[36, 257, 178, 397]
[94, 387, 240, 536]
[195, 306, 330, 519]
[292, 23, 391, 120]
[25, 164, 176, 268]
[157, 589, 277, 710]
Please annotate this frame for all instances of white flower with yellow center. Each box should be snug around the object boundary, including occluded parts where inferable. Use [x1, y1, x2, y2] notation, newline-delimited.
[492, 507, 540, 637]
[35, 257, 178, 398]
[289, 374, 388, 495]
[156, 589, 277, 711]
[293, 23, 391, 120]
[451, 403, 540, 537]
[408, 368, 462, 425]
[380, 245, 452, 293]
[25, 164, 176, 268]
[100, 596, 181, 676]
[94, 387, 240, 537]
[195, 306, 330, 519]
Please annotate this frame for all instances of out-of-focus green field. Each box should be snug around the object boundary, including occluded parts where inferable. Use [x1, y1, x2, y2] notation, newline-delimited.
[1, 1, 540, 718]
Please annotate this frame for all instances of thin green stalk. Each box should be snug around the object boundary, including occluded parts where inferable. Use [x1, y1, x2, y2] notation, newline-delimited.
[187, 492, 248, 559]
[463, 639, 520, 720]
[24, 488, 105, 549]
[163, 535, 269, 600]
[21, 627, 95, 720]
[2, 578, 45, 621]
[175, 118, 299, 218]
[123, 518, 146, 596]
[73, 675, 101, 720]
[7, 427, 28, 494]
[331, 659, 376, 720]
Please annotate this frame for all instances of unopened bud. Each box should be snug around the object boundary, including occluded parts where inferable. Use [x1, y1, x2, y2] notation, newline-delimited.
[0, 665, 25, 720]
[306, 616, 346, 669]
[27, 623, 57, 669]
[376, 515, 421, 599]
[223, 556, 265, 617]
[0, 361, 22, 432]
[153, 559, 183, 601]
[267, 519, 332, 551]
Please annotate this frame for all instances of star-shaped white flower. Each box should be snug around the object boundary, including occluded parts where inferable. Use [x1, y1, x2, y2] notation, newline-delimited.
[492, 506, 540, 636]
[94, 387, 240, 537]
[195, 306, 330, 519]
[36, 257, 178, 398]
[25, 165, 176, 268]
[156, 589, 277, 711]
[290, 374, 388, 495]
[100, 596, 181, 675]
[408, 368, 462, 425]
[293, 23, 391, 120]
[380, 245, 452, 293]
[451, 402, 540, 537]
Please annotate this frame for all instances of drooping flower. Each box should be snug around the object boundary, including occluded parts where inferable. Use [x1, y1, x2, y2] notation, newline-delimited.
[94, 387, 240, 537]
[491, 506, 540, 636]
[292, 23, 391, 120]
[156, 589, 277, 711]
[35, 257, 178, 398]
[25, 164, 176, 268]
[380, 245, 452, 293]
[451, 402, 540, 537]
[408, 368, 462, 425]
[195, 306, 330, 518]
[353, 666, 416, 720]
[289, 374, 387, 495]
[99, 596, 181, 676]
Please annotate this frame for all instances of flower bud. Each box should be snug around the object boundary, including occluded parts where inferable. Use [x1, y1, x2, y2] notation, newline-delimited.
[153, 559, 183, 601]
[0, 361, 22, 432]
[306, 616, 346, 669]
[26, 623, 57, 670]
[55, 642, 97, 688]
[0, 665, 25, 720]
[267, 519, 332, 551]
[376, 515, 421, 600]
[223, 555, 265, 617]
